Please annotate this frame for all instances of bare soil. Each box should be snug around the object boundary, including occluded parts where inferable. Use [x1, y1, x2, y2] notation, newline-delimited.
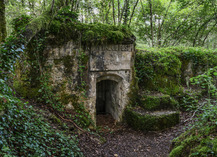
[26, 100, 191, 157]
[78, 112, 191, 157]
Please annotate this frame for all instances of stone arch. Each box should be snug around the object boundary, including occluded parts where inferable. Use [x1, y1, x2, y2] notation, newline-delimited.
[95, 74, 125, 121]
[96, 74, 123, 83]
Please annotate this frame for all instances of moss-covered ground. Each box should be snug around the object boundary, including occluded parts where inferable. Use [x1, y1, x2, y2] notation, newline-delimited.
[170, 126, 217, 157]
[125, 107, 180, 131]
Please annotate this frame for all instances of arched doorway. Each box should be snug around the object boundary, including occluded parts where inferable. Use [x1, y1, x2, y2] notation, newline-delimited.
[96, 80, 118, 116]
[94, 74, 127, 125]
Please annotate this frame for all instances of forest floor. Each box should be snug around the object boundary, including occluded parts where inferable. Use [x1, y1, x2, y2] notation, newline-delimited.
[78, 113, 192, 157]
[27, 100, 192, 157]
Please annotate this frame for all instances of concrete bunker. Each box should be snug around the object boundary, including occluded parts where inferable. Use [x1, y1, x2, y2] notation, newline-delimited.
[16, 38, 135, 124]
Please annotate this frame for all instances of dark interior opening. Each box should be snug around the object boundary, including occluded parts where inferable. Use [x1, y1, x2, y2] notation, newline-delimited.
[96, 80, 117, 115]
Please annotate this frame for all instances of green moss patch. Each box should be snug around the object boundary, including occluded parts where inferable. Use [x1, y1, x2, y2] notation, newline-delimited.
[48, 11, 134, 46]
[135, 47, 217, 95]
[140, 95, 178, 111]
[170, 134, 217, 157]
[13, 80, 40, 99]
[170, 126, 217, 157]
[125, 107, 180, 131]
[135, 50, 182, 95]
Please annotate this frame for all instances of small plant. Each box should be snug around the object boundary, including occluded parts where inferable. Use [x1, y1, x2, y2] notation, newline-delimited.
[190, 66, 217, 98]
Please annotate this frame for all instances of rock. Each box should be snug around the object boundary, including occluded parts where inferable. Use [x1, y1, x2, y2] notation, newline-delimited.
[125, 107, 180, 131]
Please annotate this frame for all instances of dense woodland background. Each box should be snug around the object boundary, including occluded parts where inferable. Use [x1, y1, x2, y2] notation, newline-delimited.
[0, 0, 217, 157]
[1, 0, 217, 48]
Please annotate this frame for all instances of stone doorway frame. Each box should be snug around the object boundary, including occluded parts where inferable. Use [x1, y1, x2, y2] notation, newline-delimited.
[94, 73, 126, 122]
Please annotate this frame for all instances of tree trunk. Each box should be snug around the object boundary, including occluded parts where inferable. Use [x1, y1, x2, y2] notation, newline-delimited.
[158, 0, 172, 47]
[112, 0, 116, 25]
[105, 0, 112, 24]
[128, 0, 139, 27]
[21, 0, 25, 7]
[148, 0, 154, 47]
[202, 21, 217, 46]
[21, 0, 65, 45]
[119, 1, 126, 25]
[118, 0, 120, 25]
[123, 0, 129, 25]
[0, 0, 7, 43]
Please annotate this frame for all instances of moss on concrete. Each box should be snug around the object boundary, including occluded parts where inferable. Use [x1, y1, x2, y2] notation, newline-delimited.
[128, 64, 139, 106]
[135, 47, 217, 95]
[13, 62, 40, 99]
[53, 55, 76, 75]
[59, 92, 78, 108]
[13, 80, 40, 99]
[125, 107, 180, 131]
[48, 9, 134, 46]
[135, 50, 182, 95]
[170, 126, 217, 157]
[140, 95, 178, 111]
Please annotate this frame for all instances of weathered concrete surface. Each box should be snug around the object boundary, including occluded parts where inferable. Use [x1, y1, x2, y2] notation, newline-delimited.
[43, 41, 135, 123]
[88, 44, 135, 122]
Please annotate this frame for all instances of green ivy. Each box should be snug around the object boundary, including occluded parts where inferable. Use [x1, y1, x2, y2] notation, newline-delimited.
[190, 66, 217, 98]
[0, 35, 26, 80]
[11, 15, 32, 32]
[0, 79, 83, 157]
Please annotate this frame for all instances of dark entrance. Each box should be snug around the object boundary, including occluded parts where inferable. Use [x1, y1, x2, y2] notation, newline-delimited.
[96, 80, 118, 115]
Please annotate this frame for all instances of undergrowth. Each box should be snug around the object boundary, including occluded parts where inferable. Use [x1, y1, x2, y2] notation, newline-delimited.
[169, 66, 217, 157]
[0, 79, 83, 156]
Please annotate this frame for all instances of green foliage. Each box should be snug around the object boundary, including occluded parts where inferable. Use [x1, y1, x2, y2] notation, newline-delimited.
[76, 50, 94, 128]
[77, 50, 88, 91]
[55, 6, 79, 22]
[178, 92, 199, 111]
[0, 79, 83, 157]
[170, 67, 217, 157]
[170, 125, 217, 157]
[11, 15, 32, 32]
[0, 35, 26, 80]
[133, 0, 217, 48]
[135, 47, 217, 95]
[38, 70, 64, 111]
[190, 66, 217, 98]
[49, 11, 133, 46]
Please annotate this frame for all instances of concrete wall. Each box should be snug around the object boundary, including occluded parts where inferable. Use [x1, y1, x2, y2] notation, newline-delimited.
[42, 41, 135, 123]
